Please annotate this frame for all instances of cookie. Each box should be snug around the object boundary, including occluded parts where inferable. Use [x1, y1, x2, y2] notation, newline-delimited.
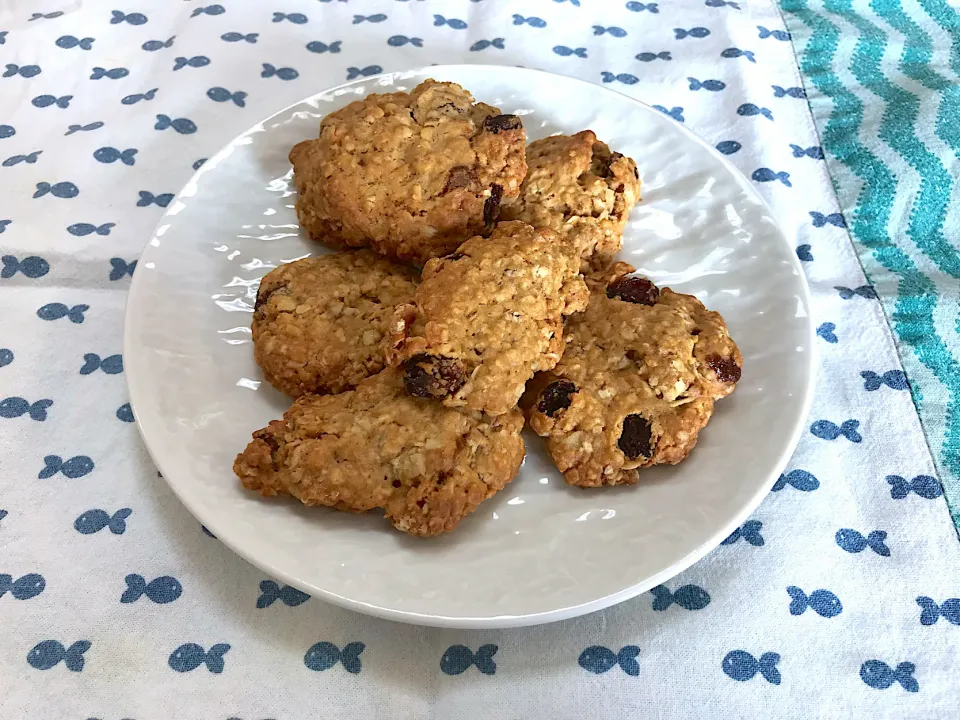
[233, 368, 525, 536]
[289, 79, 527, 266]
[252, 251, 418, 397]
[501, 130, 640, 267]
[526, 265, 742, 487]
[388, 221, 589, 415]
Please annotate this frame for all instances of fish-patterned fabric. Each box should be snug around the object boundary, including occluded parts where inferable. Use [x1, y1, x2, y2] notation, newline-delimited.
[1, 1, 958, 717]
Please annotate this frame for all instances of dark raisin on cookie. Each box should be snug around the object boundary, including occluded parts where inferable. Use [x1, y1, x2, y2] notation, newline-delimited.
[443, 252, 466, 262]
[443, 165, 479, 193]
[607, 276, 660, 306]
[634, 165, 640, 180]
[707, 353, 742, 383]
[403, 353, 467, 399]
[537, 380, 578, 417]
[253, 428, 281, 468]
[691, 328, 702, 336]
[600, 151, 625, 178]
[481, 114, 522, 134]
[484, 183, 504, 226]
[619, 414, 654, 460]
[254, 283, 288, 314]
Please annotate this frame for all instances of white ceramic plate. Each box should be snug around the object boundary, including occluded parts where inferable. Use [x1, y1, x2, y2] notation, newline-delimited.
[125, 65, 815, 629]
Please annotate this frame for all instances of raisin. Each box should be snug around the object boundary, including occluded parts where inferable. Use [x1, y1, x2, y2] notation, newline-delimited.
[601, 151, 625, 178]
[482, 114, 522, 134]
[443, 252, 466, 261]
[707, 354, 742, 383]
[484, 183, 504, 226]
[691, 328, 702, 336]
[607, 275, 660, 305]
[253, 429, 281, 468]
[619, 414, 654, 460]
[633, 165, 639, 180]
[403, 353, 467, 398]
[537, 380, 578, 417]
[392, 479, 402, 488]
[254, 283, 287, 313]
[443, 165, 479, 193]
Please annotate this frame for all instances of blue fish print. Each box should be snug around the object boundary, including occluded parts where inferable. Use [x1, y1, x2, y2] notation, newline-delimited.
[722, 650, 780, 684]
[2, 255, 49, 278]
[353, 14, 387, 24]
[116, 403, 134, 422]
[554, 0, 581, 4]
[835, 285, 876, 299]
[554, 46, 587, 58]
[173, 55, 210, 71]
[651, 584, 710, 611]
[434, 15, 468, 29]
[122, 88, 157, 105]
[121, 574, 182, 604]
[773, 85, 805, 99]
[675, 27, 710, 39]
[796, 244, 813, 261]
[347, 66, 382, 80]
[191, 5, 225, 17]
[34, 181, 79, 199]
[0, 125, 14, 138]
[307, 40, 342, 53]
[787, 586, 842, 617]
[0, 397, 52, 421]
[810, 211, 845, 227]
[4, 64, 42, 78]
[636, 51, 672, 61]
[32, 94, 72, 109]
[0, 219, 9, 231]
[169, 643, 230, 673]
[28, 640, 90, 671]
[706, 0, 740, 8]
[0, 573, 46, 600]
[772, 469, 819, 492]
[192, 158, 207, 170]
[2, 151, 42, 166]
[790, 144, 824, 159]
[94, 147, 137, 166]
[29, 11, 65, 21]
[836, 528, 889, 556]
[304, 641, 365, 673]
[738, 103, 773, 120]
[0, 31, 5, 44]
[758, 25, 791, 40]
[601, 72, 639, 85]
[512, 14, 547, 27]
[817, 322, 838, 343]
[207, 87, 246, 107]
[578, 645, 640, 675]
[860, 660, 918, 692]
[0, 509, 6, 523]
[67, 222, 114, 237]
[470, 38, 505, 51]
[626, 1, 659, 11]
[0, 348, 12, 367]
[110, 258, 136, 280]
[721, 519, 763, 546]
[861, 370, 908, 391]
[155, 114, 196, 134]
[56, 35, 95, 50]
[721, 48, 755, 63]
[142, 36, 175, 51]
[886, 474, 942, 500]
[440, 644, 497, 675]
[752, 168, 791, 186]
[74, 508, 131, 535]
[593, 26, 627, 37]
[273, 12, 307, 24]
[257, 580, 310, 608]
[222, 32, 258, 43]
[110, 10, 147, 25]
[262, 63, 299, 80]
[138, 191, 174, 207]
[916, 596, 960, 626]
[90, 67, 129, 80]
[716, 140, 741, 155]
[688, 78, 725, 92]
[654, 105, 684, 122]
[388, 35, 423, 47]
[80, 353, 123, 375]
[67, 120, 104, 132]
[810, 419, 861, 442]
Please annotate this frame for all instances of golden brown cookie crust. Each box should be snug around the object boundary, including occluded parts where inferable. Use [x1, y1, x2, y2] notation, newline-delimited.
[388, 221, 589, 415]
[290, 79, 527, 266]
[252, 251, 418, 397]
[501, 130, 641, 268]
[527, 265, 742, 487]
[233, 368, 525, 536]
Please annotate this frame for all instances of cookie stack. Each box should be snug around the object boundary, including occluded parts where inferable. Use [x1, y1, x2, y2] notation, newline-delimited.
[233, 80, 741, 537]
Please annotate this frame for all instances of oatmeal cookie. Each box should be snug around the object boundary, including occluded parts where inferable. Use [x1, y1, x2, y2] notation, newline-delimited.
[289, 79, 527, 266]
[233, 368, 525, 536]
[501, 130, 640, 267]
[252, 251, 418, 397]
[527, 265, 742, 487]
[388, 221, 588, 415]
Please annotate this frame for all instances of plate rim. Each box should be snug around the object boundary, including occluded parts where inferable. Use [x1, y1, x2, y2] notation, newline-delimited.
[124, 64, 817, 629]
